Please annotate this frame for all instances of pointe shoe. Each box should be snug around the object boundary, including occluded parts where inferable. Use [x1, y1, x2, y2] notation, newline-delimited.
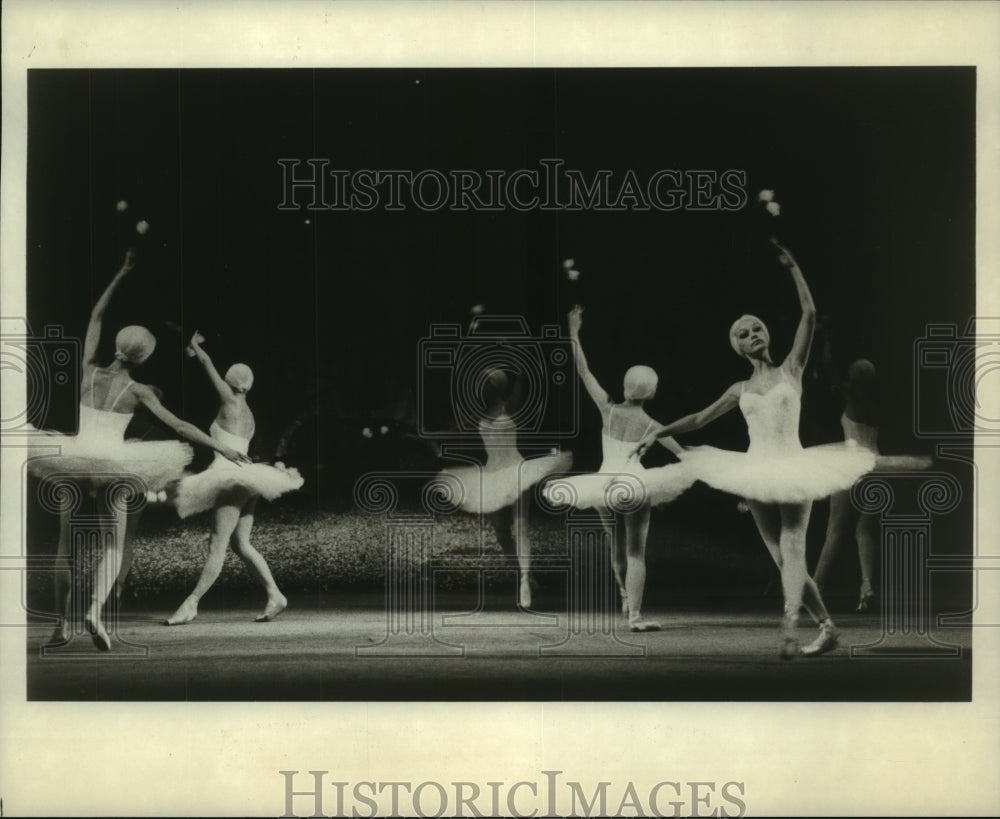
[517, 577, 532, 609]
[83, 612, 111, 652]
[779, 637, 801, 660]
[44, 619, 73, 648]
[628, 617, 662, 632]
[801, 621, 840, 658]
[618, 588, 630, 617]
[165, 595, 199, 626]
[856, 582, 876, 612]
[856, 592, 875, 613]
[255, 594, 287, 623]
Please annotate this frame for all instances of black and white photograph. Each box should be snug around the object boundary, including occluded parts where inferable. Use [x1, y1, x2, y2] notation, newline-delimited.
[2, 2, 998, 816]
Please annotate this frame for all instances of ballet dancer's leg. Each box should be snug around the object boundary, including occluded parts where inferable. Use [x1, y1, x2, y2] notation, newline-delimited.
[113, 507, 144, 607]
[597, 509, 628, 615]
[513, 495, 533, 608]
[778, 502, 840, 658]
[855, 511, 879, 611]
[488, 505, 516, 559]
[164, 497, 243, 625]
[748, 500, 826, 626]
[813, 491, 854, 595]
[84, 502, 130, 651]
[228, 496, 287, 622]
[45, 507, 74, 646]
[624, 503, 659, 632]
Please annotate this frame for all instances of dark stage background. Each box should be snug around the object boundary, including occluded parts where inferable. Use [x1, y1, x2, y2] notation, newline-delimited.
[25, 68, 975, 595]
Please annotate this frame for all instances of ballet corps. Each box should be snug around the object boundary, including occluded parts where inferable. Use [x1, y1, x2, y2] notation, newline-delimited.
[26, 226, 927, 659]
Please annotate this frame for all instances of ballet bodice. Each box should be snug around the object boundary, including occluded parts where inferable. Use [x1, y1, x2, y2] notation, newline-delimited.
[598, 434, 644, 472]
[77, 403, 133, 441]
[210, 421, 251, 465]
[77, 377, 136, 441]
[841, 413, 879, 452]
[598, 406, 653, 472]
[739, 375, 803, 454]
[478, 415, 522, 468]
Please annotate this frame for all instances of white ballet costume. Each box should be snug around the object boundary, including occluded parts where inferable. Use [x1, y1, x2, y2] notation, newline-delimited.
[543, 407, 695, 511]
[172, 422, 304, 518]
[841, 414, 932, 472]
[27, 380, 193, 492]
[439, 415, 572, 514]
[682, 371, 877, 503]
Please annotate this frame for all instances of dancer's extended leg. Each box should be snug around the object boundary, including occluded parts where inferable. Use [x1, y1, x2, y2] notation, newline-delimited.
[229, 496, 287, 622]
[46, 507, 74, 646]
[624, 504, 659, 631]
[85, 502, 129, 651]
[165, 499, 242, 625]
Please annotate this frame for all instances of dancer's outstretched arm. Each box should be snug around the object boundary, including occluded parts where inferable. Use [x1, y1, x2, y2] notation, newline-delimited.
[632, 385, 741, 457]
[567, 306, 611, 414]
[83, 249, 136, 366]
[132, 383, 249, 464]
[770, 238, 816, 375]
[188, 332, 238, 406]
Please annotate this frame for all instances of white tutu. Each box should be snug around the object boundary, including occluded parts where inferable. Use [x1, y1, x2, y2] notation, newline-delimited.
[544, 461, 695, 511]
[440, 450, 572, 514]
[172, 461, 305, 518]
[681, 441, 877, 504]
[25, 405, 193, 492]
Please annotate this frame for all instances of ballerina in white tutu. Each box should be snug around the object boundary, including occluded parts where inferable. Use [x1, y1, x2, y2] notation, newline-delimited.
[543, 305, 695, 631]
[813, 358, 931, 611]
[28, 250, 250, 650]
[165, 332, 303, 626]
[438, 361, 571, 609]
[635, 239, 876, 658]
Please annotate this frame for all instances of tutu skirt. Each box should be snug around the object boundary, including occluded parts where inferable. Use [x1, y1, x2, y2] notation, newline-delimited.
[543, 461, 695, 511]
[681, 441, 878, 504]
[172, 462, 305, 518]
[26, 430, 193, 492]
[439, 451, 572, 514]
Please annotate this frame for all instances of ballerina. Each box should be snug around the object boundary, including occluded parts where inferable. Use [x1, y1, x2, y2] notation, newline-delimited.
[812, 358, 931, 611]
[438, 359, 571, 610]
[543, 305, 695, 631]
[28, 250, 249, 650]
[165, 332, 304, 626]
[634, 239, 876, 658]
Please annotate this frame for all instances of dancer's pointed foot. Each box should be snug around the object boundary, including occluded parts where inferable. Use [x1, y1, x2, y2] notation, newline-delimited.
[779, 637, 801, 660]
[84, 608, 111, 651]
[255, 593, 287, 623]
[165, 595, 199, 626]
[801, 620, 840, 657]
[618, 587, 630, 617]
[628, 619, 662, 633]
[44, 619, 73, 648]
[518, 576, 532, 609]
[856, 581, 876, 612]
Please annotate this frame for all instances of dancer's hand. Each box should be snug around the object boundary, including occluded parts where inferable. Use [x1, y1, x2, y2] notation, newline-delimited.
[630, 432, 656, 459]
[769, 237, 798, 269]
[122, 248, 138, 272]
[189, 331, 206, 348]
[568, 305, 584, 337]
[220, 446, 251, 465]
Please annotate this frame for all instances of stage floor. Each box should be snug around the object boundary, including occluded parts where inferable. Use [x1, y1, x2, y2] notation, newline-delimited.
[25, 593, 972, 702]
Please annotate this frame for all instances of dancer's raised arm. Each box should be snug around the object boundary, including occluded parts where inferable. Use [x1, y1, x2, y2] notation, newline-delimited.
[83, 249, 136, 366]
[568, 306, 611, 415]
[632, 384, 742, 457]
[770, 238, 816, 374]
[131, 383, 249, 464]
[188, 332, 238, 406]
